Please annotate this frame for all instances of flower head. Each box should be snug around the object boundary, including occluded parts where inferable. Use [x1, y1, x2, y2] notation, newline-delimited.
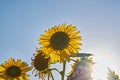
[39, 23, 82, 62]
[31, 49, 51, 79]
[67, 56, 94, 80]
[0, 58, 31, 80]
[107, 68, 120, 80]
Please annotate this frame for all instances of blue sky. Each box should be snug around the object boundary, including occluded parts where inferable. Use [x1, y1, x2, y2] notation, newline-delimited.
[0, 0, 120, 80]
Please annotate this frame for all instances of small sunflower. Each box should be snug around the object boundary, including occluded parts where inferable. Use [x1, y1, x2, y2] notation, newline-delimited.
[107, 68, 120, 80]
[0, 58, 31, 80]
[39, 23, 82, 62]
[31, 49, 51, 79]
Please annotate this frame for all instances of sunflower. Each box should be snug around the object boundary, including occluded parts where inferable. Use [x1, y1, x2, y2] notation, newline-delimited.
[39, 23, 82, 62]
[67, 57, 95, 80]
[107, 68, 120, 80]
[31, 49, 51, 79]
[0, 58, 31, 80]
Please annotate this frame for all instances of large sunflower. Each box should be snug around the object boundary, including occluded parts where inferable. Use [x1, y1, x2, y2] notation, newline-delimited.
[39, 23, 82, 62]
[31, 49, 51, 79]
[0, 58, 31, 80]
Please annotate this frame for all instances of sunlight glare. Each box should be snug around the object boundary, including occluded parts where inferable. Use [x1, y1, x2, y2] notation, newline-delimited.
[92, 53, 119, 80]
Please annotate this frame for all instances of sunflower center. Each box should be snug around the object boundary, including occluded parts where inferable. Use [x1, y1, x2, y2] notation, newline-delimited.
[50, 32, 69, 50]
[6, 66, 21, 77]
[34, 53, 49, 71]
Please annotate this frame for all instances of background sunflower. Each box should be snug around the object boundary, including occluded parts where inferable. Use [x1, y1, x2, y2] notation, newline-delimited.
[107, 68, 120, 80]
[31, 49, 51, 79]
[67, 54, 95, 80]
[0, 58, 31, 80]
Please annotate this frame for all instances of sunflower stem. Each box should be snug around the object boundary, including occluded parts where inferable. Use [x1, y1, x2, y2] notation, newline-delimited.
[50, 72, 54, 80]
[48, 75, 50, 80]
[61, 60, 66, 80]
[51, 68, 61, 75]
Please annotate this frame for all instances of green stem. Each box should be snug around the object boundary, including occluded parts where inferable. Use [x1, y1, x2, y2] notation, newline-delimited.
[51, 68, 61, 75]
[61, 60, 66, 80]
[48, 75, 50, 80]
[50, 72, 54, 80]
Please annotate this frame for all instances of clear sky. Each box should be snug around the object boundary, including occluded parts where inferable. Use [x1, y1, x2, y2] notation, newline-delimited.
[0, 0, 120, 80]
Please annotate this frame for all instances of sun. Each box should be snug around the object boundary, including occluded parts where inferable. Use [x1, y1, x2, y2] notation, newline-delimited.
[92, 55, 108, 80]
[92, 53, 119, 80]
